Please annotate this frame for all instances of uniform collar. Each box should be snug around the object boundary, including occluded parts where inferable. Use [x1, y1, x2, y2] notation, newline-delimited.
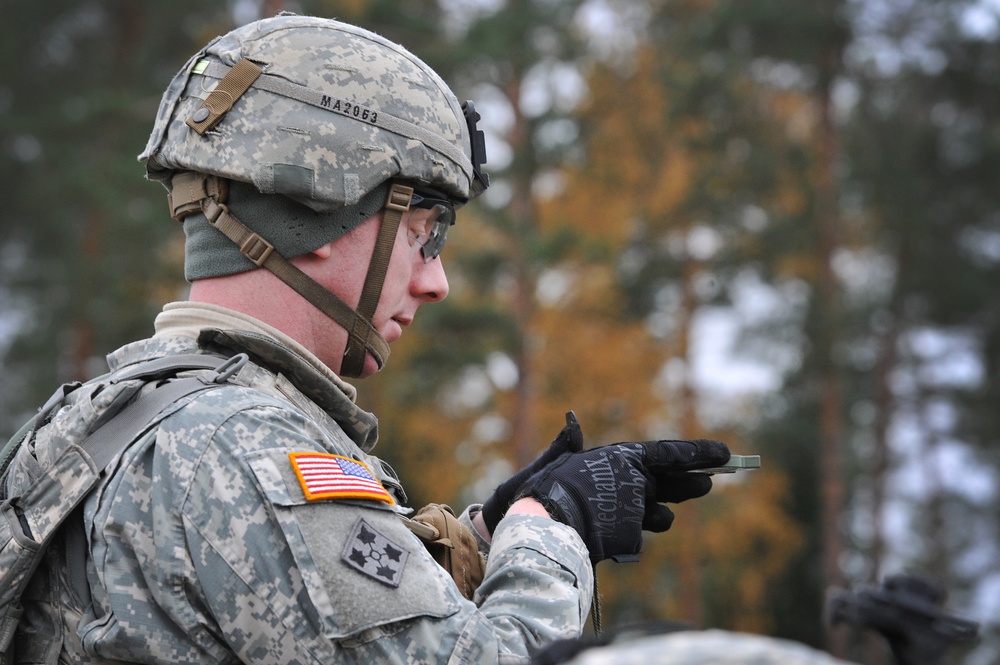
[152, 301, 358, 401]
[105, 302, 379, 452]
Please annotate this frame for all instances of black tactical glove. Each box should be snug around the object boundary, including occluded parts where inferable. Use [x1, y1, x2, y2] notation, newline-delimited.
[519, 438, 730, 564]
[480, 412, 584, 535]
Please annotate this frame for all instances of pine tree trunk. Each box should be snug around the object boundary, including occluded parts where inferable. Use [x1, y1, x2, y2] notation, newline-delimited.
[816, 38, 847, 658]
[675, 249, 703, 626]
[503, 53, 540, 469]
[71, 0, 143, 381]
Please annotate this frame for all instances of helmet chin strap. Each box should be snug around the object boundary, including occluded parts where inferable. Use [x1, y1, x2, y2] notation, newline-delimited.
[340, 182, 412, 377]
[168, 172, 412, 378]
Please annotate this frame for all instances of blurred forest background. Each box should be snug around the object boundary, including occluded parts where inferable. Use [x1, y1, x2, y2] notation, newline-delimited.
[2, 0, 999, 663]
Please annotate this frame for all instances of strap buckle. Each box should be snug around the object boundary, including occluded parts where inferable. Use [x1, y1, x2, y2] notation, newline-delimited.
[200, 198, 274, 267]
[385, 183, 414, 213]
[168, 172, 229, 222]
[240, 234, 275, 267]
[203, 353, 249, 384]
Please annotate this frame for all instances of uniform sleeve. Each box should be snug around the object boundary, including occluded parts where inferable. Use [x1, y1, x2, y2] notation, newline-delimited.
[181, 407, 593, 664]
[473, 514, 595, 658]
[458, 503, 492, 557]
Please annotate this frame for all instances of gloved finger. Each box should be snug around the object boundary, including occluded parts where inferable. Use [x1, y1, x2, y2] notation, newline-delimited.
[546, 411, 584, 458]
[639, 439, 730, 472]
[649, 472, 714, 503]
[642, 502, 675, 533]
[481, 411, 584, 534]
[521, 412, 584, 474]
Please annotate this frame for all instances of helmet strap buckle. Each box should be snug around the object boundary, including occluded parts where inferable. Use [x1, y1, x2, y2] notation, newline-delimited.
[168, 172, 229, 222]
[386, 183, 414, 212]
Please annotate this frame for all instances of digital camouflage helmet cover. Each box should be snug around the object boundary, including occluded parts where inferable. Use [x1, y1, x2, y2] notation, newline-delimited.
[139, 13, 488, 377]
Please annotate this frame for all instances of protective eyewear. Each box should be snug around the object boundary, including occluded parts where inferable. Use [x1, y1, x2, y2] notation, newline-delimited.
[407, 191, 455, 262]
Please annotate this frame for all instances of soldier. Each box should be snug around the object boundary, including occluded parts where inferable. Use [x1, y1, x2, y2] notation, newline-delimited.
[6, 14, 730, 663]
[532, 629, 859, 665]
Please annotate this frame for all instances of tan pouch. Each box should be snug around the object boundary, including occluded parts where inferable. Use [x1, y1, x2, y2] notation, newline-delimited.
[407, 504, 486, 601]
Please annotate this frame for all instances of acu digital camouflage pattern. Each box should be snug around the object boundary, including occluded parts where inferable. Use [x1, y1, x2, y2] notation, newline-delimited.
[139, 14, 476, 211]
[554, 629, 859, 665]
[10, 305, 593, 663]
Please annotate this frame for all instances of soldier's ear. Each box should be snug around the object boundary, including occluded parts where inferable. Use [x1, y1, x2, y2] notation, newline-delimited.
[308, 241, 335, 260]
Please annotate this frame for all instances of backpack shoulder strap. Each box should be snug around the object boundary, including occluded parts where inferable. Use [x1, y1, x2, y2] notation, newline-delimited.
[81, 353, 246, 469]
[0, 353, 249, 658]
[0, 353, 237, 495]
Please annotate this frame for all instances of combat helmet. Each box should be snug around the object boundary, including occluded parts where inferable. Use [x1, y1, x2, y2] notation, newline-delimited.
[139, 13, 488, 377]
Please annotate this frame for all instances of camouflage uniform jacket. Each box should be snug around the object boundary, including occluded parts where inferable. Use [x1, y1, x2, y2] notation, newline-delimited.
[11, 303, 593, 664]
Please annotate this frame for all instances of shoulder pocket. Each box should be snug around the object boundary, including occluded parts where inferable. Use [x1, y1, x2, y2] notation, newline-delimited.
[245, 449, 462, 640]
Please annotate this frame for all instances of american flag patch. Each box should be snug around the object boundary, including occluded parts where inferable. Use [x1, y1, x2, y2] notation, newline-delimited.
[289, 452, 393, 505]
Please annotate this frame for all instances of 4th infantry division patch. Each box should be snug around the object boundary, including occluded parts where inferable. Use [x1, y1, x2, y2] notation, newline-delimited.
[289, 452, 393, 504]
[341, 517, 409, 587]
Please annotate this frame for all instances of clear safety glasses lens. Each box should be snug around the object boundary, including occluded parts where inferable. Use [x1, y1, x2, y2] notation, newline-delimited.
[409, 193, 455, 262]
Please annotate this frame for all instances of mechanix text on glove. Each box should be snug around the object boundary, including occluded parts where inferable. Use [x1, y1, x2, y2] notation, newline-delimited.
[519, 438, 730, 564]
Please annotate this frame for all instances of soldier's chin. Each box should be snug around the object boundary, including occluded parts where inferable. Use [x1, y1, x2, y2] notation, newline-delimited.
[357, 352, 380, 379]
